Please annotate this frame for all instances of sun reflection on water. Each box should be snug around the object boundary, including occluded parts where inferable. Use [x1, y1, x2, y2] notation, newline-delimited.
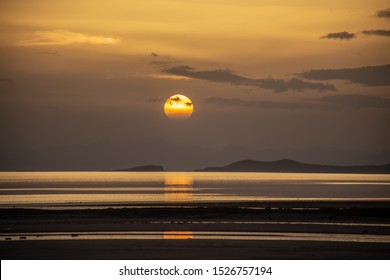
[163, 231, 193, 240]
[164, 173, 193, 202]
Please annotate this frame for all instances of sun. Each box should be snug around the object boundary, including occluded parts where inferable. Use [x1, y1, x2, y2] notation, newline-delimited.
[164, 94, 194, 120]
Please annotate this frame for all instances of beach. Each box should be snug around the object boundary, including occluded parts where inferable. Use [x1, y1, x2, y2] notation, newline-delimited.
[1, 201, 390, 259]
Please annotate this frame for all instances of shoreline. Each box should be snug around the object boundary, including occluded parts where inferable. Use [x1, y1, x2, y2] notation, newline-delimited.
[1, 199, 390, 208]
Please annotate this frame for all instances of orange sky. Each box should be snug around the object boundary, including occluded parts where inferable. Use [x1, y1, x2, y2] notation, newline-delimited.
[0, 0, 389, 170]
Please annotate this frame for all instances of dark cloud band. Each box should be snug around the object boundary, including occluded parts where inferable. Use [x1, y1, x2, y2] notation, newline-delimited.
[320, 94, 390, 109]
[321, 32, 356, 40]
[204, 94, 390, 111]
[164, 65, 335, 93]
[299, 64, 390, 86]
[377, 8, 390, 18]
[361, 29, 390, 37]
[204, 97, 313, 110]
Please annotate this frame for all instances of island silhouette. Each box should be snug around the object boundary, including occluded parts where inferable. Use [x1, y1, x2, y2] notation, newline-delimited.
[195, 159, 390, 174]
[114, 165, 164, 172]
[115, 159, 390, 174]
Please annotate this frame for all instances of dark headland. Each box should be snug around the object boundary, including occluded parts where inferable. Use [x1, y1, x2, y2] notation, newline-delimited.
[195, 159, 390, 174]
[113, 165, 164, 172]
[112, 159, 390, 173]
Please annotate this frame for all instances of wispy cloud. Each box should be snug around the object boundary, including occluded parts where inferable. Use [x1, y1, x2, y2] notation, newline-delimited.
[164, 65, 335, 93]
[321, 29, 390, 40]
[376, 8, 390, 18]
[320, 94, 390, 109]
[361, 29, 390, 37]
[320, 31, 356, 40]
[19, 30, 120, 46]
[204, 97, 314, 110]
[204, 95, 390, 111]
[146, 73, 193, 80]
[260, 77, 335, 92]
[36, 51, 61, 56]
[166, 95, 193, 107]
[299, 64, 390, 86]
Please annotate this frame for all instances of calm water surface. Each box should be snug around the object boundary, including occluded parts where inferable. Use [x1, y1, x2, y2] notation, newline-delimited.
[0, 172, 389, 206]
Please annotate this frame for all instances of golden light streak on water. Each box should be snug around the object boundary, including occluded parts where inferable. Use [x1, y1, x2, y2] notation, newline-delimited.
[164, 173, 193, 202]
[163, 231, 193, 240]
[2, 231, 390, 243]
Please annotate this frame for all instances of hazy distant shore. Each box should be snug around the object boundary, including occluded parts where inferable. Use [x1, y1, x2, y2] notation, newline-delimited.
[1, 200, 389, 259]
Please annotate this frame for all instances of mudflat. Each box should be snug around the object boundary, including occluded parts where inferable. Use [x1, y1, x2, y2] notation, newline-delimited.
[1, 201, 390, 259]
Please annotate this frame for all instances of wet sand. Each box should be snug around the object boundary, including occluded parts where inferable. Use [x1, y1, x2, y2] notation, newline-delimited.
[2, 239, 390, 259]
[1, 201, 390, 259]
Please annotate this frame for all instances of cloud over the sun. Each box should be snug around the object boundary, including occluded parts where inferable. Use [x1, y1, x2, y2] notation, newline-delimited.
[320, 31, 356, 40]
[164, 65, 335, 93]
[19, 30, 120, 46]
[299, 64, 390, 86]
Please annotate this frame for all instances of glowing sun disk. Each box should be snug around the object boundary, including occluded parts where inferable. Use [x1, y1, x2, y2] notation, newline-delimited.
[164, 94, 194, 120]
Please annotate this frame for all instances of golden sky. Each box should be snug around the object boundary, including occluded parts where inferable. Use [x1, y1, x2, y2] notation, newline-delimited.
[2, 0, 389, 67]
[0, 0, 389, 170]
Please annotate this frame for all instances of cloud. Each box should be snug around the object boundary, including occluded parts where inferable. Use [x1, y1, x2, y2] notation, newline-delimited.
[299, 64, 390, 86]
[164, 65, 335, 92]
[320, 31, 356, 40]
[376, 8, 390, 18]
[260, 77, 335, 92]
[361, 29, 390, 37]
[165, 66, 250, 86]
[204, 95, 390, 111]
[19, 30, 120, 46]
[321, 28, 390, 40]
[148, 96, 193, 107]
[320, 94, 390, 109]
[37, 51, 61, 56]
[204, 97, 314, 110]
[146, 73, 193, 80]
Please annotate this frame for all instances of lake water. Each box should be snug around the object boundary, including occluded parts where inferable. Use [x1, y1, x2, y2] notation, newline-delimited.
[0, 172, 389, 206]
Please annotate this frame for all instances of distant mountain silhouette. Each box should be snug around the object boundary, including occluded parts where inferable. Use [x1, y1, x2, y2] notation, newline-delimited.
[195, 159, 390, 174]
[114, 165, 164, 172]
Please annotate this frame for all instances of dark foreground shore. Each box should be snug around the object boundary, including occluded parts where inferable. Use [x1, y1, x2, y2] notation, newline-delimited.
[1, 201, 390, 259]
[2, 239, 390, 260]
